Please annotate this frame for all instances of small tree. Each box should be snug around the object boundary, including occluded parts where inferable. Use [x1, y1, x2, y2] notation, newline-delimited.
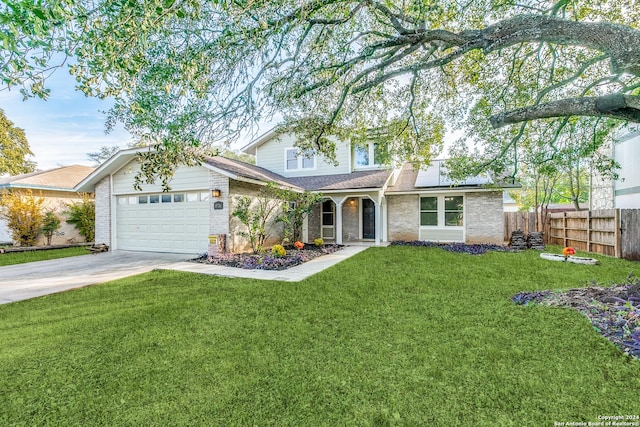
[0, 190, 45, 246]
[270, 185, 322, 243]
[41, 211, 61, 246]
[64, 194, 95, 242]
[231, 187, 285, 254]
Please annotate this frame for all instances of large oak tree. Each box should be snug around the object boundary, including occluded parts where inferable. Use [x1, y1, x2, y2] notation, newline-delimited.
[2, 0, 639, 180]
[0, 109, 36, 175]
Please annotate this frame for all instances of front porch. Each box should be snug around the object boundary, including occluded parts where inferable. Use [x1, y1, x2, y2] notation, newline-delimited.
[306, 192, 388, 246]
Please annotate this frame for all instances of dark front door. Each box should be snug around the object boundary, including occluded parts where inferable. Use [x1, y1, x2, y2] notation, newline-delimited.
[362, 198, 375, 239]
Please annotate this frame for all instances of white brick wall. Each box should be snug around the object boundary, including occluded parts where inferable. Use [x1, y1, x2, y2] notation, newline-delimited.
[94, 176, 111, 246]
[465, 191, 504, 244]
[387, 195, 420, 241]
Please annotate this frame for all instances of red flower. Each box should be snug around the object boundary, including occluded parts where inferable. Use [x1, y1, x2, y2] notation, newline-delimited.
[294, 241, 304, 250]
[562, 247, 576, 256]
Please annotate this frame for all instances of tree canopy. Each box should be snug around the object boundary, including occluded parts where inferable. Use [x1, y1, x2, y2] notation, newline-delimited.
[0, 109, 36, 175]
[2, 0, 639, 178]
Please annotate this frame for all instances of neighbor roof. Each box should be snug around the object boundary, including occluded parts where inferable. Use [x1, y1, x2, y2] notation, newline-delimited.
[0, 165, 95, 192]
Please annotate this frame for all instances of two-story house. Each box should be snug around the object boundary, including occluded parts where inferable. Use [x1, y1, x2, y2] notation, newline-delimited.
[77, 130, 512, 254]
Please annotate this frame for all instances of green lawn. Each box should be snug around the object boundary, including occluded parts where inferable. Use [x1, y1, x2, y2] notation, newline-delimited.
[1, 246, 639, 426]
[0, 246, 89, 266]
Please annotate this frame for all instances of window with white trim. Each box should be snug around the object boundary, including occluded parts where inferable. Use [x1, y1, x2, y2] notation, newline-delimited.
[420, 195, 464, 227]
[354, 142, 383, 168]
[285, 148, 315, 170]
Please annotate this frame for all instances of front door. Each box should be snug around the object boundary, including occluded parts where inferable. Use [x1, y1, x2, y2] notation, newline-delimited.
[362, 198, 375, 240]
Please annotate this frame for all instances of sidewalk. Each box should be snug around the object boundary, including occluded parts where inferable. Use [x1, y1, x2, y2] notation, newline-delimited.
[164, 245, 370, 281]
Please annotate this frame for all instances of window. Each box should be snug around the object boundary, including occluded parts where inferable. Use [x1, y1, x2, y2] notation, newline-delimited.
[445, 196, 464, 226]
[173, 194, 184, 203]
[200, 192, 210, 201]
[186, 192, 199, 202]
[285, 148, 315, 170]
[419, 197, 438, 226]
[419, 195, 464, 227]
[118, 197, 127, 205]
[354, 142, 383, 167]
[128, 196, 137, 205]
[161, 194, 172, 203]
[138, 195, 148, 204]
[150, 195, 160, 204]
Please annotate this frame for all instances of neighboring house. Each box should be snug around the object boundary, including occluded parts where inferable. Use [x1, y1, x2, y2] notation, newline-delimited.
[76, 132, 515, 254]
[591, 125, 640, 209]
[0, 165, 95, 245]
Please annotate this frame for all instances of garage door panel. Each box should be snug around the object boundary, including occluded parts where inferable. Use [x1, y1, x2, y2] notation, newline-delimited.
[116, 194, 209, 253]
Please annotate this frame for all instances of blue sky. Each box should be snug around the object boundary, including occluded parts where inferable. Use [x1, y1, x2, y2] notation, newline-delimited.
[0, 67, 133, 170]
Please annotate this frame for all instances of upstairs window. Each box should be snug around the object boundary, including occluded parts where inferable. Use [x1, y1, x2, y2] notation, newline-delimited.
[285, 148, 315, 171]
[354, 142, 383, 168]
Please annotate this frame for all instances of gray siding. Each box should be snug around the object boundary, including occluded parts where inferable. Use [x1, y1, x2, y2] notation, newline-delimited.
[112, 160, 210, 194]
[465, 191, 504, 244]
[255, 132, 352, 177]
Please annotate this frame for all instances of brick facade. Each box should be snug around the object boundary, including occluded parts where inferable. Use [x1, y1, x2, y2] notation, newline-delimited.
[386, 195, 420, 241]
[228, 179, 284, 252]
[94, 176, 111, 246]
[342, 198, 360, 241]
[465, 191, 504, 244]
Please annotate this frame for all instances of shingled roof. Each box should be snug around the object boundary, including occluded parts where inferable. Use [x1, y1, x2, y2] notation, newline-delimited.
[0, 165, 95, 192]
[286, 169, 393, 191]
[204, 156, 302, 190]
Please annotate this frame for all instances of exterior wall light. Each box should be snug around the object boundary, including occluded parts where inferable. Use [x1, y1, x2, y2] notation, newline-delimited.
[212, 189, 222, 198]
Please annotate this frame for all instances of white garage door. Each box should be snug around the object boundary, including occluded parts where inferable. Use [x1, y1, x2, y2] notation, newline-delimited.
[116, 191, 210, 254]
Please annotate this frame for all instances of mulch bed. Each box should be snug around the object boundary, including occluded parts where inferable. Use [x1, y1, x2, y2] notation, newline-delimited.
[390, 240, 513, 255]
[512, 274, 640, 359]
[194, 244, 343, 271]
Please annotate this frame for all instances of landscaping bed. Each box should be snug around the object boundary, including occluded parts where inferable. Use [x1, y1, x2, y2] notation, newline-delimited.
[196, 243, 343, 270]
[390, 240, 512, 255]
[513, 274, 640, 359]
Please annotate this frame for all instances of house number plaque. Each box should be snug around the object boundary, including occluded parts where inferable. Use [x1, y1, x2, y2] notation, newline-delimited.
[214, 201, 224, 210]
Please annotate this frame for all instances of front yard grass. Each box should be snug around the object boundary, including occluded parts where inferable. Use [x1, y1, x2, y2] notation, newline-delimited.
[0, 246, 89, 266]
[1, 246, 639, 425]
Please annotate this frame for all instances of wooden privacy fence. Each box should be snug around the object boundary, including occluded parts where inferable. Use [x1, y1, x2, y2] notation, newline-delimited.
[505, 209, 640, 260]
[548, 209, 620, 257]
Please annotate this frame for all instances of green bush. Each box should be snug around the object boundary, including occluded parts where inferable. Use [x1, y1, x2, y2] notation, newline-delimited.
[65, 194, 95, 242]
[41, 211, 61, 246]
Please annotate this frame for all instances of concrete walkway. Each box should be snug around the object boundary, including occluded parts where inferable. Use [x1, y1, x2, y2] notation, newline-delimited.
[0, 246, 371, 304]
[165, 245, 369, 281]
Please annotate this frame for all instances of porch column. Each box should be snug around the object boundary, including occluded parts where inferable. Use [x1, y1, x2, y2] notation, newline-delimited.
[381, 196, 388, 242]
[335, 198, 345, 245]
[374, 193, 382, 246]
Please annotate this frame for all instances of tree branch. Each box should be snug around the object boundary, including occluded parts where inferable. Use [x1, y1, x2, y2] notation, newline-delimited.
[490, 94, 640, 128]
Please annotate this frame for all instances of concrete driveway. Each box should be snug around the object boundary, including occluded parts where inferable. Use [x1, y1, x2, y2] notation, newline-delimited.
[0, 250, 194, 304]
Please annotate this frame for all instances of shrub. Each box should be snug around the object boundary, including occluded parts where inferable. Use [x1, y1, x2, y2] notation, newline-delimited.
[64, 194, 95, 242]
[314, 238, 324, 247]
[0, 190, 45, 246]
[41, 211, 61, 246]
[271, 244, 286, 257]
